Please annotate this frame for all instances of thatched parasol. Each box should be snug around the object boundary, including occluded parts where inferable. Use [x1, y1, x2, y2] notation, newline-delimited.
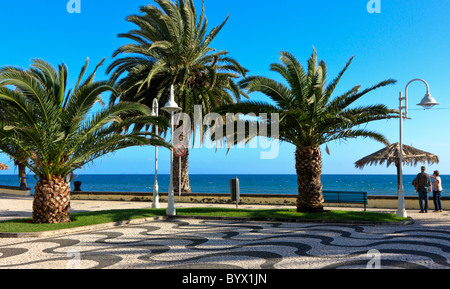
[0, 162, 8, 170]
[355, 143, 439, 190]
[355, 143, 439, 169]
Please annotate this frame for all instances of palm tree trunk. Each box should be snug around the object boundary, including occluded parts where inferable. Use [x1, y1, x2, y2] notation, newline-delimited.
[173, 148, 191, 193]
[295, 146, 324, 213]
[172, 122, 191, 194]
[32, 177, 71, 224]
[18, 163, 27, 189]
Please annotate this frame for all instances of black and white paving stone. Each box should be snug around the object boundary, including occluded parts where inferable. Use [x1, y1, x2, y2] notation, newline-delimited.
[0, 217, 449, 269]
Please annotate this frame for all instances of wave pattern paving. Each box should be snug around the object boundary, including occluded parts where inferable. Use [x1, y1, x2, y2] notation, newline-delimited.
[0, 219, 449, 269]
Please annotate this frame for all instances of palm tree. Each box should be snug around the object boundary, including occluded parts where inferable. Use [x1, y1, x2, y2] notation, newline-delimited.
[0, 58, 168, 223]
[216, 50, 398, 213]
[107, 0, 248, 193]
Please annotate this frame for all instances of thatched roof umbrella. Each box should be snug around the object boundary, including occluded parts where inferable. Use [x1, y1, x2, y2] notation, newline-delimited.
[0, 162, 8, 170]
[355, 143, 439, 190]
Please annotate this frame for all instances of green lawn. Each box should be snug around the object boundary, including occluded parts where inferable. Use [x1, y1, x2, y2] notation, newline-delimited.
[0, 208, 409, 233]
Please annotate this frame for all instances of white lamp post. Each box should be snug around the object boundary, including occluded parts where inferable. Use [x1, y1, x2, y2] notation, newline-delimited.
[151, 98, 160, 209]
[397, 79, 439, 218]
[161, 85, 182, 216]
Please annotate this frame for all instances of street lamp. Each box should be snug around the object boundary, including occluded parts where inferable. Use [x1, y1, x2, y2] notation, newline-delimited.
[397, 79, 439, 218]
[151, 98, 160, 209]
[161, 85, 182, 216]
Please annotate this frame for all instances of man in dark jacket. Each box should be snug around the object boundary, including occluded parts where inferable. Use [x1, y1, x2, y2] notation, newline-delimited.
[413, 166, 431, 213]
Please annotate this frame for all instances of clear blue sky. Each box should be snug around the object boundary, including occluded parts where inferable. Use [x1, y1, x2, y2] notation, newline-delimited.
[0, 0, 449, 175]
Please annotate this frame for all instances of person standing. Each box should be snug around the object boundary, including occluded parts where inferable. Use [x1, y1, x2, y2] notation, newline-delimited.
[413, 166, 431, 213]
[430, 170, 443, 212]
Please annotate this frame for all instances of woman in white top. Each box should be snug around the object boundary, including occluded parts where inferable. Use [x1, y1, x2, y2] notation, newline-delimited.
[430, 170, 443, 212]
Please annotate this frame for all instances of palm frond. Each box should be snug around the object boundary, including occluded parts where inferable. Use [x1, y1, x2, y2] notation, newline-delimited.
[106, 0, 248, 143]
[0, 59, 169, 180]
[227, 49, 397, 149]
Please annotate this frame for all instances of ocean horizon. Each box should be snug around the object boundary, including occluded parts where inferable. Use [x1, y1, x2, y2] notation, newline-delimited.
[0, 174, 446, 197]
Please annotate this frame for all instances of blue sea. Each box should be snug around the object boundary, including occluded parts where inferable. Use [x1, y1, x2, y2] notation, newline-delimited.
[0, 174, 447, 196]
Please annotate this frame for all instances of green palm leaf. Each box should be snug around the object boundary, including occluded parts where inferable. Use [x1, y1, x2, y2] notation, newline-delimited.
[0, 58, 169, 181]
[107, 0, 248, 193]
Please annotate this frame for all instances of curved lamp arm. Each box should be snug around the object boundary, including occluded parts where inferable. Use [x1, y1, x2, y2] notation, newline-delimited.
[406, 78, 430, 95]
[402, 78, 434, 118]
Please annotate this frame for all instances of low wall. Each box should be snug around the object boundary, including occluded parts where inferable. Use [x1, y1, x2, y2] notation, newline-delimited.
[70, 191, 450, 211]
[368, 195, 450, 210]
[0, 185, 31, 196]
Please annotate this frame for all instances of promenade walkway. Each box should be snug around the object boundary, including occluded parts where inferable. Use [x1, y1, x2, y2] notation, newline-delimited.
[0, 195, 449, 269]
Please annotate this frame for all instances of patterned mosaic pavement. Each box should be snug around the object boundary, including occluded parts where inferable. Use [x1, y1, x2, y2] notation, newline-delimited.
[0, 217, 449, 269]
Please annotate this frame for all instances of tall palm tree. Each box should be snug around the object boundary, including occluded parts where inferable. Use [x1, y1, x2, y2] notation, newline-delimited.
[0, 58, 168, 223]
[216, 50, 399, 213]
[107, 0, 248, 193]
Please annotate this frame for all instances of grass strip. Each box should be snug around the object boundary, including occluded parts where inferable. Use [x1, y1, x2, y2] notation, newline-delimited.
[0, 208, 409, 233]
